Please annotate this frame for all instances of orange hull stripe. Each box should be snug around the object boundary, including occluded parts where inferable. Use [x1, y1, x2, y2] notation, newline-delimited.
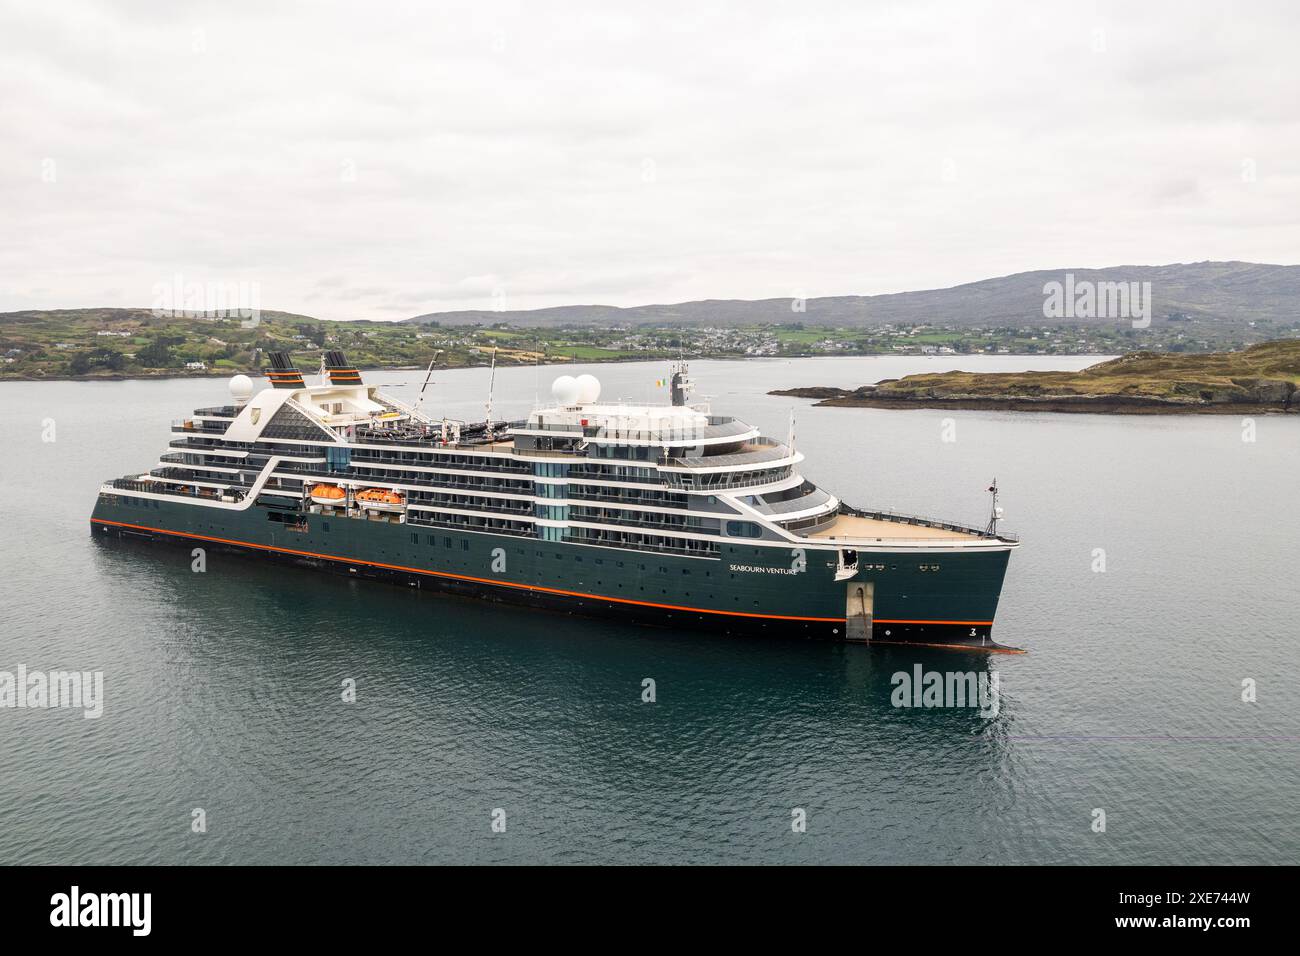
[90, 518, 847, 623]
[875, 618, 994, 626]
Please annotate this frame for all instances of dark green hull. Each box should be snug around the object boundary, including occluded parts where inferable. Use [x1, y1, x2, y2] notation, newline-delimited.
[90, 494, 1014, 646]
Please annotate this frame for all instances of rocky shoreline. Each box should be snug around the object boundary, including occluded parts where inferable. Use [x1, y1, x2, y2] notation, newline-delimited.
[770, 389, 1296, 414]
[771, 341, 1300, 414]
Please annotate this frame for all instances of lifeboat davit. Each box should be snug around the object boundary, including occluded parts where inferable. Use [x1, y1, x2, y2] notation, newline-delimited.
[355, 487, 405, 513]
[310, 484, 346, 506]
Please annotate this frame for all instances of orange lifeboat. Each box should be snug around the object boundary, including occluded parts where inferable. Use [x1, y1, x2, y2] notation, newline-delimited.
[355, 487, 405, 513]
[310, 484, 346, 506]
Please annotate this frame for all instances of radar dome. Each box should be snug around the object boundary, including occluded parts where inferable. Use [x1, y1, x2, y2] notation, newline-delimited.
[551, 375, 580, 406]
[228, 374, 254, 403]
[574, 374, 601, 404]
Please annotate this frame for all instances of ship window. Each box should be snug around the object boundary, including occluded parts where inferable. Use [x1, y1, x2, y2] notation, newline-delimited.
[445, 537, 452, 548]
[411, 533, 419, 544]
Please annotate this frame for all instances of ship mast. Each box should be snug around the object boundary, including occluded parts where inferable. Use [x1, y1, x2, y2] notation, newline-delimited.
[984, 479, 1003, 536]
[669, 360, 692, 407]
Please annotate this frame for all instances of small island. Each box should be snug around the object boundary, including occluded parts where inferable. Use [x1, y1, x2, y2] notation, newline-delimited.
[771, 340, 1300, 414]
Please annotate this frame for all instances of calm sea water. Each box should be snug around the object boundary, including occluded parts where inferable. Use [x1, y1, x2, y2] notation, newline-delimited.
[1, 355, 1296, 865]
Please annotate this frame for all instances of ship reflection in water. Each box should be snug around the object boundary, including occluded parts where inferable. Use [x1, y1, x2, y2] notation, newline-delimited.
[90, 532, 1018, 864]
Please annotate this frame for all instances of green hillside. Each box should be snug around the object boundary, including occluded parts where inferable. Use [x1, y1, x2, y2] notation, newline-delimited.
[773, 339, 1300, 412]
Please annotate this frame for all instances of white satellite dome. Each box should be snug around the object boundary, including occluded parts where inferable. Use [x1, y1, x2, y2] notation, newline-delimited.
[228, 373, 254, 404]
[574, 374, 601, 404]
[551, 375, 581, 406]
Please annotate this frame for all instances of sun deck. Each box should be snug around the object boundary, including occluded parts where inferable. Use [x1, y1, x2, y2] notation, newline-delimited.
[806, 513, 984, 542]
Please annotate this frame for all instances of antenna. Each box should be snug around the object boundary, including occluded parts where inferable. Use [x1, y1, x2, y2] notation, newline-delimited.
[984, 479, 1003, 537]
[485, 347, 498, 424]
[787, 408, 796, 453]
[317, 353, 328, 386]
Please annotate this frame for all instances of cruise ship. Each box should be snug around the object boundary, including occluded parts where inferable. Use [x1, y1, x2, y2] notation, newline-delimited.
[90, 351, 1020, 647]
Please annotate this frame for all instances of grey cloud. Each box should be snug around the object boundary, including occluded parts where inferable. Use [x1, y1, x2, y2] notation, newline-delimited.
[1, 0, 1297, 320]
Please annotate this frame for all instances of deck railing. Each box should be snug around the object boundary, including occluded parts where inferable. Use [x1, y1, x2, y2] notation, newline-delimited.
[107, 478, 245, 502]
[839, 503, 1018, 542]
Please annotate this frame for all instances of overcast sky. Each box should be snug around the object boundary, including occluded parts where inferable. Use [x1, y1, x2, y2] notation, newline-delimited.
[2, 0, 1297, 320]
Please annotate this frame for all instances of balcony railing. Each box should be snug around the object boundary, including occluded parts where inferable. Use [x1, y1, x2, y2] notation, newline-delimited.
[563, 530, 720, 557]
[277, 465, 533, 496]
[660, 468, 793, 492]
[407, 514, 534, 537]
[349, 451, 531, 476]
[511, 446, 586, 459]
[107, 478, 244, 502]
[568, 489, 688, 508]
[409, 497, 534, 518]
[569, 510, 720, 534]
[171, 419, 229, 435]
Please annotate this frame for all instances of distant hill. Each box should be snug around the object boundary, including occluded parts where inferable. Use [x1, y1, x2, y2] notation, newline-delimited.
[404, 261, 1300, 329]
[0, 307, 324, 327]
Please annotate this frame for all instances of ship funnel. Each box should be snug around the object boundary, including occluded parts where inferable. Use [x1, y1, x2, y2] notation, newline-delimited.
[266, 351, 305, 390]
[324, 349, 363, 385]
